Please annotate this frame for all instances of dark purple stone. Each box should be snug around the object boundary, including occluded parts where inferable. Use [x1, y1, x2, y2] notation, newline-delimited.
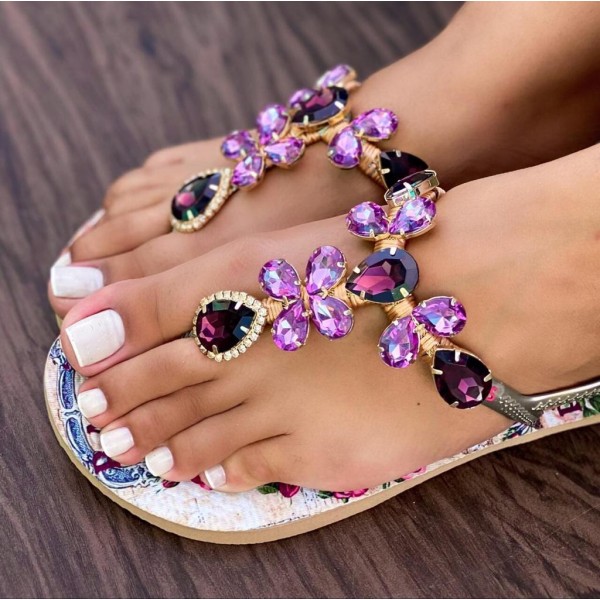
[291, 86, 349, 126]
[346, 248, 419, 304]
[379, 150, 429, 189]
[433, 349, 492, 409]
[171, 172, 221, 221]
[195, 299, 256, 354]
[387, 170, 433, 199]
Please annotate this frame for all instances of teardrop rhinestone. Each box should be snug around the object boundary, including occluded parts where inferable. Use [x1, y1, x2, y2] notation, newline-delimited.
[309, 296, 353, 340]
[412, 296, 467, 337]
[171, 172, 222, 222]
[231, 153, 265, 188]
[291, 86, 349, 126]
[272, 302, 309, 351]
[389, 195, 436, 237]
[256, 104, 289, 145]
[433, 349, 492, 409]
[346, 202, 389, 238]
[379, 150, 429, 188]
[352, 108, 398, 141]
[305, 246, 345, 295]
[264, 137, 305, 166]
[220, 130, 257, 160]
[378, 317, 420, 368]
[258, 259, 301, 300]
[346, 248, 419, 304]
[316, 64, 355, 88]
[327, 127, 362, 169]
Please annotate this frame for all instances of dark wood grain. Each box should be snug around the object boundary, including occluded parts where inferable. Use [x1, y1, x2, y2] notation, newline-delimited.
[0, 2, 598, 598]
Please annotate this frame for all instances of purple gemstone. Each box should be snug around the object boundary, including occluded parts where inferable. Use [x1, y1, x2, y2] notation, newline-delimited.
[292, 86, 349, 126]
[264, 137, 305, 166]
[171, 172, 221, 221]
[346, 202, 389, 238]
[259, 259, 301, 300]
[196, 299, 256, 354]
[305, 245, 345, 295]
[413, 296, 467, 337]
[288, 88, 317, 109]
[328, 127, 362, 169]
[316, 64, 353, 88]
[272, 301, 309, 351]
[379, 317, 420, 368]
[352, 108, 398, 141]
[389, 196, 436, 236]
[256, 104, 289, 145]
[346, 248, 419, 304]
[379, 150, 429, 188]
[231, 153, 265, 188]
[309, 296, 353, 339]
[220, 130, 257, 160]
[433, 349, 492, 409]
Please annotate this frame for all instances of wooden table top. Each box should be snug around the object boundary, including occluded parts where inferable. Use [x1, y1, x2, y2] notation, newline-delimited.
[0, 2, 598, 597]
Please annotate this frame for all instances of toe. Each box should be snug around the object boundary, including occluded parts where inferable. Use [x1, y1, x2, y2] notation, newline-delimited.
[143, 139, 223, 168]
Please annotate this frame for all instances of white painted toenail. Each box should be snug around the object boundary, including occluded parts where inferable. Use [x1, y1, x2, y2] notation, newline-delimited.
[145, 446, 174, 477]
[77, 388, 108, 419]
[53, 251, 72, 268]
[51, 265, 104, 298]
[66, 309, 125, 367]
[100, 427, 134, 458]
[204, 465, 226, 489]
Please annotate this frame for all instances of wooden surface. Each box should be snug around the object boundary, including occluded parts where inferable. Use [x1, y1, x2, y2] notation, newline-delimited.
[0, 2, 598, 597]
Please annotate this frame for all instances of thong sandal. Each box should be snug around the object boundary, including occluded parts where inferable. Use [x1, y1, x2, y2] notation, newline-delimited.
[46, 187, 600, 544]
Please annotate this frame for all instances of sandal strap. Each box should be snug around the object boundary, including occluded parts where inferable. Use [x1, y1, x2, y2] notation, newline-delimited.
[486, 378, 600, 426]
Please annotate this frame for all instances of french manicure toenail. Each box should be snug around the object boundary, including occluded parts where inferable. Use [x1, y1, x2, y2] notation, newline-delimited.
[100, 427, 134, 458]
[77, 388, 108, 419]
[53, 251, 72, 268]
[50, 265, 104, 298]
[145, 446, 174, 477]
[65, 309, 125, 367]
[204, 465, 226, 489]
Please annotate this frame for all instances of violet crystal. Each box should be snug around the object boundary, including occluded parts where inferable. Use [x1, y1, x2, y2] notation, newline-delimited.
[352, 108, 398, 140]
[221, 130, 257, 160]
[316, 64, 353, 88]
[305, 245, 345, 294]
[346, 202, 388, 238]
[264, 137, 305, 166]
[379, 317, 420, 368]
[256, 104, 289, 145]
[232, 153, 265, 188]
[310, 296, 353, 339]
[346, 248, 419, 304]
[433, 349, 492, 409]
[288, 88, 316, 109]
[412, 296, 466, 337]
[272, 302, 309, 351]
[389, 195, 436, 237]
[328, 127, 362, 169]
[259, 259, 301, 300]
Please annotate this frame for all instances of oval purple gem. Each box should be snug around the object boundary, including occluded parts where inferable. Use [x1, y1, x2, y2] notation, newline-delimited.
[305, 245, 345, 295]
[316, 64, 354, 88]
[171, 172, 221, 222]
[292, 86, 349, 126]
[327, 127, 362, 169]
[309, 296, 353, 340]
[379, 150, 429, 188]
[379, 317, 420, 368]
[352, 108, 398, 141]
[433, 349, 492, 409]
[256, 104, 289, 145]
[231, 153, 265, 188]
[346, 202, 389, 238]
[272, 301, 309, 351]
[259, 259, 301, 300]
[346, 248, 419, 304]
[264, 137, 305, 166]
[220, 130, 257, 160]
[413, 296, 467, 337]
[196, 299, 256, 354]
[389, 195, 436, 237]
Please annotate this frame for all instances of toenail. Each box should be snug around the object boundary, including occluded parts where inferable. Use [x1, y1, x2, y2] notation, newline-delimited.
[100, 426, 134, 457]
[50, 265, 104, 298]
[77, 388, 108, 419]
[204, 465, 226, 489]
[66, 309, 125, 367]
[145, 446, 174, 477]
[52, 251, 72, 268]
